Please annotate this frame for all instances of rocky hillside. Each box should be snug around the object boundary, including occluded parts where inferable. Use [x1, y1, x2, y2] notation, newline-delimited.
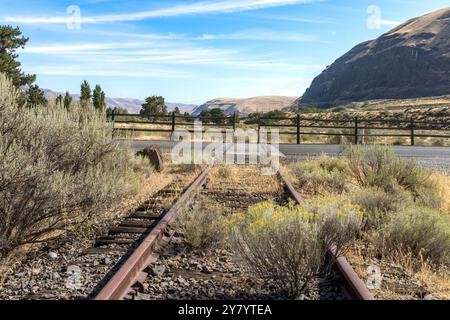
[192, 96, 298, 116]
[301, 7, 450, 107]
[42, 89, 197, 114]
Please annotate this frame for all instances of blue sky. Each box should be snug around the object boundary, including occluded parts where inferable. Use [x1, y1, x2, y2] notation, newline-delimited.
[0, 0, 449, 104]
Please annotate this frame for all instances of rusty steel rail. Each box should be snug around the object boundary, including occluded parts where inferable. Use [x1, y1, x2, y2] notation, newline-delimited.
[94, 166, 211, 300]
[278, 170, 375, 301]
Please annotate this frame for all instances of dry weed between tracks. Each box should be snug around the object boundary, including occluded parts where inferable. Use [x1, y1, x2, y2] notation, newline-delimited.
[209, 165, 282, 194]
[174, 196, 228, 250]
[285, 146, 450, 299]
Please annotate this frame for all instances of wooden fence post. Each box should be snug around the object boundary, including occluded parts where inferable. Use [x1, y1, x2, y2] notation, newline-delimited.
[410, 119, 415, 146]
[257, 118, 261, 144]
[171, 112, 176, 134]
[111, 109, 115, 137]
[296, 114, 301, 145]
[354, 117, 359, 145]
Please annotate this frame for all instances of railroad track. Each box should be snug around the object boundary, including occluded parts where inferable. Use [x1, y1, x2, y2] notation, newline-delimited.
[93, 166, 211, 300]
[91, 164, 374, 301]
[278, 170, 374, 300]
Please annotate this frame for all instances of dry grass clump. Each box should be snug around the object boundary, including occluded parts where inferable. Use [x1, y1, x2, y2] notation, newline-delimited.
[228, 198, 362, 298]
[291, 156, 350, 194]
[217, 164, 232, 179]
[0, 73, 148, 255]
[428, 172, 450, 212]
[174, 196, 227, 250]
[210, 165, 281, 194]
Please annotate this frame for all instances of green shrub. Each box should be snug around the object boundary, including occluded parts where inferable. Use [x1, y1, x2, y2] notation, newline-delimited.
[351, 187, 410, 230]
[174, 196, 227, 250]
[228, 198, 362, 298]
[291, 157, 350, 194]
[379, 207, 450, 266]
[0, 73, 146, 254]
[348, 146, 441, 207]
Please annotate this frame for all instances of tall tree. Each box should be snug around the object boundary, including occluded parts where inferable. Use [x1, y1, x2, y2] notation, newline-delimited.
[173, 106, 181, 116]
[0, 25, 35, 87]
[26, 85, 47, 106]
[80, 80, 91, 103]
[140, 95, 167, 120]
[183, 111, 193, 122]
[209, 108, 225, 124]
[92, 84, 106, 111]
[199, 109, 211, 122]
[56, 94, 63, 107]
[63, 91, 72, 110]
[200, 108, 225, 124]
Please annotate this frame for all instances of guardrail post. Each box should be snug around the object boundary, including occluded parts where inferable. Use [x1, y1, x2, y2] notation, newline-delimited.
[354, 117, 359, 145]
[410, 119, 415, 146]
[233, 113, 237, 131]
[296, 114, 301, 145]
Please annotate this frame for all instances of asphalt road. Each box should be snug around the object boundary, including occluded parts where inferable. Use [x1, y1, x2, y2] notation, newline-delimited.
[119, 139, 450, 172]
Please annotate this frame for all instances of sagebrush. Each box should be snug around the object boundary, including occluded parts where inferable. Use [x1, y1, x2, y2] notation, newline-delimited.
[379, 207, 450, 267]
[0, 73, 147, 254]
[228, 199, 362, 298]
[291, 156, 350, 194]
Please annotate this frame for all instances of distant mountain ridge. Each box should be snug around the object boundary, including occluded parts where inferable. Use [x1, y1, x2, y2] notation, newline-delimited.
[301, 7, 450, 107]
[192, 96, 298, 116]
[42, 88, 197, 114]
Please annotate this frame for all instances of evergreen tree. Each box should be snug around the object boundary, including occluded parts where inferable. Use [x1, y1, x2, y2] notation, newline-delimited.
[199, 109, 211, 122]
[173, 106, 181, 116]
[0, 25, 35, 87]
[26, 85, 47, 106]
[92, 84, 106, 110]
[100, 91, 106, 110]
[209, 108, 225, 124]
[199, 108, 225, 124]
[56, 94, 63, 107]
[140, 95, 167, 120]
[183, 112, 193, 122]
[63, 91, 72, 110]
[80, 80, 92, 103]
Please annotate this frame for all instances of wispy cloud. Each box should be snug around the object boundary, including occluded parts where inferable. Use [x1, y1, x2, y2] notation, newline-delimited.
[26, 64, 191, 79]
[196, 29, 317, 42]
[4, 0, 323, 24]
[22, 40, 323, 72]
[22, 42, 153, 54]
[249, 13, 335, 24]
[85, 30, 184, 40]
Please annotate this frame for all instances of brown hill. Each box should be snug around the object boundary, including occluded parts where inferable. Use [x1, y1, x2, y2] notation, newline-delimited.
[192, 96, 298, 116]
[301, 7, 450, 107]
